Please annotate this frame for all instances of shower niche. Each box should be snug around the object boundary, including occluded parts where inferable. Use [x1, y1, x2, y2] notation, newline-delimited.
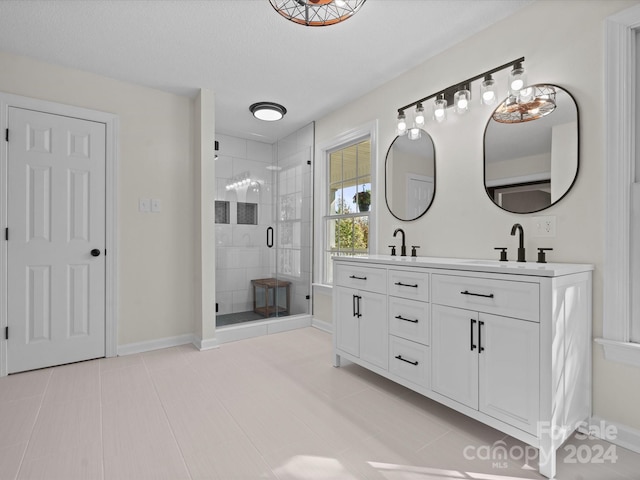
[214, 124, 313, 328]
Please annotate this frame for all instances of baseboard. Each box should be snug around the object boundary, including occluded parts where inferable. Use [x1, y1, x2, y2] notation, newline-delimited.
[590, 416, 640, 454]
[216, 315, 311, 345]
[193, 336, 219, 351]
[312, 317, 332, 333]
[117, 333, 196, 356]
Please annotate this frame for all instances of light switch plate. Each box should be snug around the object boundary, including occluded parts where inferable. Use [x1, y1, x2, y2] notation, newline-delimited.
[138, 198, 150, 213]
[151, 199, 162, 213]
[532, 215, 556, 237]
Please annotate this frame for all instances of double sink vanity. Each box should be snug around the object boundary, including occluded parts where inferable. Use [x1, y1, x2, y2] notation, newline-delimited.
[332, 254, 593, 478]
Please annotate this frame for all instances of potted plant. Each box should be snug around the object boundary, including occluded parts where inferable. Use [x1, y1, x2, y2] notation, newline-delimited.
[353, 189, 371, 212]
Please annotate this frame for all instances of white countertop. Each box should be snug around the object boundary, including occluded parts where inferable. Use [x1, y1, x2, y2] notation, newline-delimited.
[332, 254, 594, 277]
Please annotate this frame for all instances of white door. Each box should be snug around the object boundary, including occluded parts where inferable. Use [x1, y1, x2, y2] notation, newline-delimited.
[478, 313, 540, 435]
[359, 290, 388, 370]
[335, 286, 360, 357]
[431, 304, 479, 409]
[7, 107, 106, 373]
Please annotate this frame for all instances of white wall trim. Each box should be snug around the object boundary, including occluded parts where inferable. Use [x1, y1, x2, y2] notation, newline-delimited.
[0, 92, 119, 377]
[215, 315, 312, 345]
[590, 416, 640, 454]
[600, 4, 640, 366]
[314, 120, 379, 285]
[595, 338, 640, 368]
[311, 317, 332, 333]
[118, 334, 196, 356]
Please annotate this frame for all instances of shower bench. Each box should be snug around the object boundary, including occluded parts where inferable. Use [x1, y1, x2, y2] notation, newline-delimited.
[251, 278, 291, 317]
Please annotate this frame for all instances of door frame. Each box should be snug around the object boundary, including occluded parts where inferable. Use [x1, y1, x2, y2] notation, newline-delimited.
[0, 92, 119, 376]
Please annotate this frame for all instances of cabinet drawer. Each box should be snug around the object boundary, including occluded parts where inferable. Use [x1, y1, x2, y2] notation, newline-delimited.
[388, 269, 429, 301]
[335, 263, 387, 294]
[389, 296, 430, 345]
[389, 336, 429, 388]
[432, 274, 539, 322]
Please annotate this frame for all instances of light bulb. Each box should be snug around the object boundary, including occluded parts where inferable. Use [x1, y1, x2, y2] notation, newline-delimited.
[509, 62, 527, 96]
[335, 0, 346, 6]
[433, 95, 447, 123]
[481, 75, 497, 106]
[454, 86, 470, 114]
[397, 112, 407, 135]
[414, 103, 425, 126]
[408, 127, 421, 140]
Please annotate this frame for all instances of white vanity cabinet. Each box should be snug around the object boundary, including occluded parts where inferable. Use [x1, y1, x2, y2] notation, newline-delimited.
[333, 255, 593, 479]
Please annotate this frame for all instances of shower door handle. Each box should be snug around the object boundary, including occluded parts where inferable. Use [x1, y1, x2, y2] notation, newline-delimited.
[266, 226, 274, 248]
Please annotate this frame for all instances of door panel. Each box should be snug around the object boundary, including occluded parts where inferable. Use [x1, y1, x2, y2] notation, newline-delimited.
[7, 107, 106, 373]
[431, 304, 479, 409]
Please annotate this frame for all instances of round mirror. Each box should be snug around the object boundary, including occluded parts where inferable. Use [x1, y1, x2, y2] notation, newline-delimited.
[484, 84, 579, 214]
[385, 129, 436, 221]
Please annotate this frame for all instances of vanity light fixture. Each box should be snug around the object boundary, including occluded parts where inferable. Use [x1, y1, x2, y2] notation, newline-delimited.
[395, 57, 526, 127]
[481, 75, 497, 105]
[396, 111, 408, 135]
[268, 0, 367, 27]
[249, 102, 287, 121]
[414, 102, 425, 127]
[454, 85, 471, 114]
[408, 126, 421, 140]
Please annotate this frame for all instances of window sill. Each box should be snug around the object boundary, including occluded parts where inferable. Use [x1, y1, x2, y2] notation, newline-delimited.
[595, 338, 640, 368]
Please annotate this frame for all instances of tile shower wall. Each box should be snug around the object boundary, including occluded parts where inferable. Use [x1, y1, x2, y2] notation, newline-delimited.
[215, 134, 274, 315]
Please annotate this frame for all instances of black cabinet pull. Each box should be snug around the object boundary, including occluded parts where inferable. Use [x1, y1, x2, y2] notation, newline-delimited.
[266, 227, 274, 248]
[349, 275, 367, 280]
[470, 318, 477, 351]
[394, 281, 418, 288]
[479, 320, 485, 352]
[395, 315, 418, 324]
[352, 295, 357, 317]
[395, 355, 419, 366]
[460, 290, 494, 299]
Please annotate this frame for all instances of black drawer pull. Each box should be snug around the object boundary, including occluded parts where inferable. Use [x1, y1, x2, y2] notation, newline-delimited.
[394, 281, 418, 288]
[395, 355, 419, 366]
[349, 275, 367, 280]
[460, 290, 494, 299]
[395, 315, 418, 324]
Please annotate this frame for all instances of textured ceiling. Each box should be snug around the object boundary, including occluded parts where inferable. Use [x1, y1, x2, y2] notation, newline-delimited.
[0, 0, 532, 144]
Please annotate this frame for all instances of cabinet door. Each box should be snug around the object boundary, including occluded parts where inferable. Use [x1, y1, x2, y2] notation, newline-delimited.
[431, 305, 478, 409]
[359, 290, 388, 370]
[478, 313, 539, 435]
[335, 287, 360, 357]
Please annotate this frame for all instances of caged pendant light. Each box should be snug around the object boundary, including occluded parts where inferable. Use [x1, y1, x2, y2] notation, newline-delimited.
[269, 0, 367, 27]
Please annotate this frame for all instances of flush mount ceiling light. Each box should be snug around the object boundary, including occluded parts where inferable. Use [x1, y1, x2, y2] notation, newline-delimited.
[269, 0, 367, 27]
[249, 102, 287, 121]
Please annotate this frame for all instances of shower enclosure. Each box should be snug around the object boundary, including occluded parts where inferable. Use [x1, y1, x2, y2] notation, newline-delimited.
[214, 124, 313, 328]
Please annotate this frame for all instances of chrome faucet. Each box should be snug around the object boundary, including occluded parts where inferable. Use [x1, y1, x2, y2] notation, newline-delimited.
[393, 228, 407, 256]
[510, 223, 526, 262]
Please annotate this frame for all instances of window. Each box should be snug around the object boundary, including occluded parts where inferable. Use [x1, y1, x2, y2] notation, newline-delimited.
[314, 121, 377, 286]
[599, 4, 640, 366]
[324, 139, 371, 283]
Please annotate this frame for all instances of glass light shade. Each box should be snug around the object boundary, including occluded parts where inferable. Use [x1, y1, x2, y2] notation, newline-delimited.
[408, 127, 421, 140]
[433, 96, 447, 123]
[481, 76, 497, 106]
[250, 102, 287, 121]
[414, 103, 425, 126]
[518, 86, 535, 103]
[454, 87, 470, 114]
[509, 63, 527, 95]
[397, 112, 407, 135]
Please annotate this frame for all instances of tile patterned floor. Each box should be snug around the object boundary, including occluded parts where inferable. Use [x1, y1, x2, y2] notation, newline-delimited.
[0, 327, 639, 479]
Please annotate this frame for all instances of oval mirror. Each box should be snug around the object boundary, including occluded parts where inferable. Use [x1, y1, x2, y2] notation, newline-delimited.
[385, 129, 436, 221]
[484, 84, 579, 214]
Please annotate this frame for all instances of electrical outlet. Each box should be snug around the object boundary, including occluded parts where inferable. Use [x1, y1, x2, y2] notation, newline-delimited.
[532, 215, 556, 237]
[151, 198, 162, 213]
[138, 198, 150, 213]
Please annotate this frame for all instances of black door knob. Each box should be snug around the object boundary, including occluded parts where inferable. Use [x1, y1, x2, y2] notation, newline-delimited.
[90, 249, 101, 257]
